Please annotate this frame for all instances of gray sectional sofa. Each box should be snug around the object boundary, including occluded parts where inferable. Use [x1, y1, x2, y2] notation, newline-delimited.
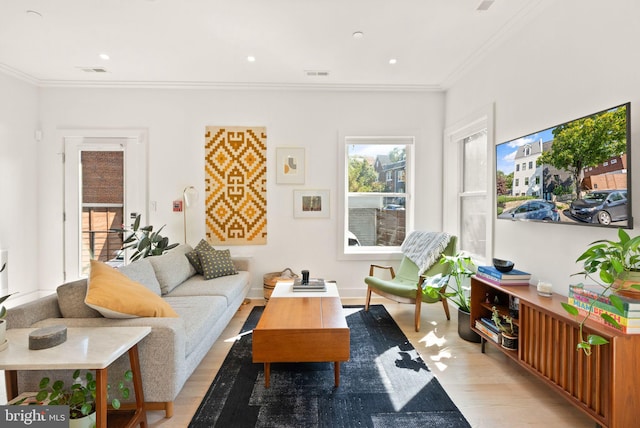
[5, 244, 251, 418]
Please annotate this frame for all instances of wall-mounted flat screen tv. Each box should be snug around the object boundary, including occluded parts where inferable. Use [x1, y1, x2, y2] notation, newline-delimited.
[496, 102, 632, 229]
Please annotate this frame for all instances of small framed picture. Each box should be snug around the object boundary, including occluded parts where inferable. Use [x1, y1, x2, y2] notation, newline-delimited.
[276, 147, 305, 184]
[294, 189, 330, 218]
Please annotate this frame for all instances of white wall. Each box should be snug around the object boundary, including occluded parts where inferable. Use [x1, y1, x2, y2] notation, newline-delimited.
[445, 0, 640, 294]
[36, 87, 445, 297]
[0, 73, 40, 304]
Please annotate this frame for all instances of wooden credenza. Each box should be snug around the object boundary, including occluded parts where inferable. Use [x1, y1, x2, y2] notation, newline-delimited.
[470, 275, 640, 428]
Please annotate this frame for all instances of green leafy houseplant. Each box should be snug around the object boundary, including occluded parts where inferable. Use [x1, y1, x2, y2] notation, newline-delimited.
[35, 369, 133, 419]
[564, 228, 640, 355]
[491, 306, 516, 336]
[116, 214, 178, 262]
[0, 292, 15, 320]
[423, 252, 475, 313]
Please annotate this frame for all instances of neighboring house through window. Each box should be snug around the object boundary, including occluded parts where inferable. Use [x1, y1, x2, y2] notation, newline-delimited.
[339, 136, 414, 257]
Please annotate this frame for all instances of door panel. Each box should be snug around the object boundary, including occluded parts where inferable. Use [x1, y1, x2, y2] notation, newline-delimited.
[64, 132, 147, 281]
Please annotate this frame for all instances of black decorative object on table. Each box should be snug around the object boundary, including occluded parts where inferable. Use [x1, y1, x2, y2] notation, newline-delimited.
[189, 305, 471, 428]
[493, 258, 514, 273]
[301, 269, 310, 284]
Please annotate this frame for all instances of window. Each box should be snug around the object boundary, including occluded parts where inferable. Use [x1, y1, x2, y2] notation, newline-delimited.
[459, 130, 488, 258]
[525, 177, 529, 185]
[612, 159, 618, 164]
[535, 176, 540, 185]
[516, 164, 520, 172]
[515, 178, 519, 186]
[528, 161, 533, 169]
[340, 136, 413, 256]
[522, 163, 526, 170]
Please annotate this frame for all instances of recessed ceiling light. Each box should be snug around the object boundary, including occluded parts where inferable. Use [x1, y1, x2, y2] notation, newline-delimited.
[352, 31, 364, 39]
[247, 56, 256, 62]
[389, 59, 397, 65]
[99, 53, 110, 61]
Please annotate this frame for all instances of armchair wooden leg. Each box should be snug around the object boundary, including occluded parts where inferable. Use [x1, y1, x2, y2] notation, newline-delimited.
[365, 287, 372, 311]
[414, 288, 422, 332]
[441, 297, 451, 320]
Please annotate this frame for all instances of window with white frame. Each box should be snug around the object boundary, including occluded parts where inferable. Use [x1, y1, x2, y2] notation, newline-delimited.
[340, 136, 414, 255]
[459, 130, 488, 258]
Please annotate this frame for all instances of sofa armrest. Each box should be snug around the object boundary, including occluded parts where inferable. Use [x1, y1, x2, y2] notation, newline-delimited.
[232, 256, 252, 272]
[5, 294, 62, 329]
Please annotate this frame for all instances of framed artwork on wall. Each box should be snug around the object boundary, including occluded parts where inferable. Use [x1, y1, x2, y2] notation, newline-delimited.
[276, 147, 305, 184]
[294, 189, 330, 218]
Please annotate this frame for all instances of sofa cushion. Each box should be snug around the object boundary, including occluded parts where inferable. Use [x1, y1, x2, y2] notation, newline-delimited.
[117, 258, 162, 295]
[166, 271, 250, 305]
[85, 260, 179, 318]
[148, 244, 197, 295]
[200, 249, 237, 280]
[164, 296, 227, 356]
[57, 279, 103, 318]
[185, 239, 215, 275]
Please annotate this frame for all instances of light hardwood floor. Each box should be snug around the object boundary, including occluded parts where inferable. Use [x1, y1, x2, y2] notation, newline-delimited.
[147, 298, 595, 428]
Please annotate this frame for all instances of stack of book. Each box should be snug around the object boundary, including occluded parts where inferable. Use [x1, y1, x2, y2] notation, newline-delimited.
[474, 317, 501, 343]
[476, 265, 531, 286]
[568, 284, 640, 333]
[293, 278, 326, 291]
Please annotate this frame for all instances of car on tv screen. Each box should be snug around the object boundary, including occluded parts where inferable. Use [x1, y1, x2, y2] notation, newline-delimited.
[569, 189, 628, 225]
[498, 199, 560, 222]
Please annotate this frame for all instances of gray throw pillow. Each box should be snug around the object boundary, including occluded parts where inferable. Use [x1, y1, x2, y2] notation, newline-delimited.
[118, 258, 162, 296]
[185, 239, 215, 275]
[148, 244, 197, 294]
[200, 249, 237, 280]
[57, 279, 103, 318]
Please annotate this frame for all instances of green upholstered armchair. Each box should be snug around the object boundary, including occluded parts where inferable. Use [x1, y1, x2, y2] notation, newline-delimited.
[364, 236, 457, 332]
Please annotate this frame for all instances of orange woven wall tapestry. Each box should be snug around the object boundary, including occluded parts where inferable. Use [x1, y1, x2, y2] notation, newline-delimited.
[205, 126, 267, 245]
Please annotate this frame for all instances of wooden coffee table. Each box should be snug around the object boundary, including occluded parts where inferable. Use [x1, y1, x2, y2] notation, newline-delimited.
[252, 282, 350, 388]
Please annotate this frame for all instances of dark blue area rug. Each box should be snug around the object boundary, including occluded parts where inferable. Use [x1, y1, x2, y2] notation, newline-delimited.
[189, 305, 471, 427]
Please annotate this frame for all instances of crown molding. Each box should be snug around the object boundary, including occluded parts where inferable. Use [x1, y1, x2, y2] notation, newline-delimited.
[0, 65, 442, 92]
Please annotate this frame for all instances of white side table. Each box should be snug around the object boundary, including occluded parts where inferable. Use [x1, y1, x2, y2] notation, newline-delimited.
[0, 326, 151, 428]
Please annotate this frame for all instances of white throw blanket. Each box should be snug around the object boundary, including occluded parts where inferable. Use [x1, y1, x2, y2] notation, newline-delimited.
[400, 231, 451, 276]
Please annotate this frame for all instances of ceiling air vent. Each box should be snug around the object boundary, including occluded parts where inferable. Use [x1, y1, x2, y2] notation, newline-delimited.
[304, 70, 330, 77]
[476, 0, 495, 11]
[78, 67, 108, 73]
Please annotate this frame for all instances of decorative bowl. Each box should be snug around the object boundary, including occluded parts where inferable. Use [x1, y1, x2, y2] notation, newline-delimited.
[493, 258, 514, 273]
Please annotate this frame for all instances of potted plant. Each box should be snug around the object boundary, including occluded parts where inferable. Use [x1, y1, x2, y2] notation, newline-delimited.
[564, 228, 640, 355]
[423, 252, 481, 342]
[0, 291, 16, 349]
[33, 369, 133, 428]
[115, 214, 178, 262]
[491, 306, 518, 350]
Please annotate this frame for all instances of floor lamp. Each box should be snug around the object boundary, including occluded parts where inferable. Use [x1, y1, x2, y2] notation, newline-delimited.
[183, 186, 199, 244]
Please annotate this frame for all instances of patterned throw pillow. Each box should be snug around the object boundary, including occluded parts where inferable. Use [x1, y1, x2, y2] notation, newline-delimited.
[199, 249, 237, 280]
[186, 239, 215, 274]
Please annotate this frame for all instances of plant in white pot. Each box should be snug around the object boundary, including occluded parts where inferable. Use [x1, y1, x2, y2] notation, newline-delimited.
[35, 369, 133, 428]
[0, 290, 16, 350]
[564, 228, 640, 355]
[423, 252, 481, 342]
[491, 306, 518, 350]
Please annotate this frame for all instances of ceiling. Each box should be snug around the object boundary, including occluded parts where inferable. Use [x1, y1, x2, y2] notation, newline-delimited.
[0, 0, 545, 90]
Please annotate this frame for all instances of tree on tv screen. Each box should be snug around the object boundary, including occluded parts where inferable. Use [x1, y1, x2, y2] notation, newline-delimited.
[536, 107, 627, 196]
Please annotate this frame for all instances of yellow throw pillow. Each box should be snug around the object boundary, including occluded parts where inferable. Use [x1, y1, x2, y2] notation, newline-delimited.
[85, 260, 179, 318]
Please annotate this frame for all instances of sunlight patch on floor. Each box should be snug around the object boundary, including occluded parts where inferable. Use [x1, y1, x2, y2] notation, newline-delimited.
[418, 330, 447, 348]
[375, 345, 436, 411]
[224, 329, 252, 342]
